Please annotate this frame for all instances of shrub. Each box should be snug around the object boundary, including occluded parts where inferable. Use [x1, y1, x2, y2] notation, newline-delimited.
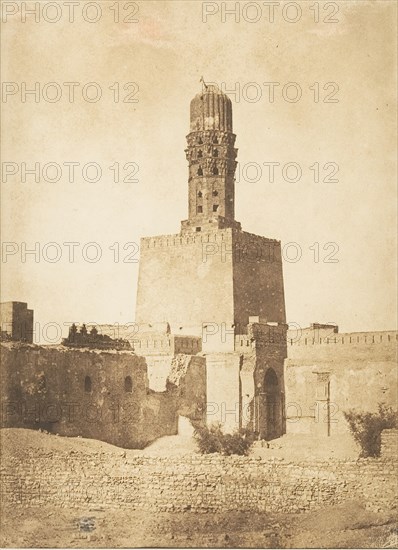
[344, 404, 397, 457]
[193, 423, 255, 456]
[193, 423, 223, 454]
[221, 431, 255, 456]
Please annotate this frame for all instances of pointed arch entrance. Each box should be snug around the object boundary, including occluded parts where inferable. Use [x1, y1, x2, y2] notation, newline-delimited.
[257, 367, 282, 440]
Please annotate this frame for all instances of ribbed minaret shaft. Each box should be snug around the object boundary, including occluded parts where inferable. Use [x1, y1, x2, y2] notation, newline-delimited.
[181, 85, 241, 234]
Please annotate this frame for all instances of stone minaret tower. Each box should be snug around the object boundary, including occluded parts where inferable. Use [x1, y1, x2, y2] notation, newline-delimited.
[136, 85, 286, 339]
[181, 85, 241, 233]
[136, 86, 287, 438]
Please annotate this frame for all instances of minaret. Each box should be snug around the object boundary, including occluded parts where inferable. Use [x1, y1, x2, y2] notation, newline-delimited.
[181, 85, 241, 233]
[137, 84, 286, 336]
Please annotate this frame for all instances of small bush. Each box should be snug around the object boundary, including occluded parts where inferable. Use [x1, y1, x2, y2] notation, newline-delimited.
[193, 423, 255, 456]
[344, 404, 397, 457]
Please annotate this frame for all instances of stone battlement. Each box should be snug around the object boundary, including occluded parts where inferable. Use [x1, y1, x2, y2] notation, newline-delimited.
[234, 334, 253, 351]
[141, 228, 281, 249]
[288, 330, 398, 347]
[133, 334, 202, 356]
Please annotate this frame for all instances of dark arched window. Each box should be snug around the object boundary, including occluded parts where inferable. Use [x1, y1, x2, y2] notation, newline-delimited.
[212, 166, 219, 175]
[213, 149, 218, 157]
[198, 191, 202, 198]
[84, 375, 92, 393]
[124, 376, 133, 393]
[197, 167, 203, 176]
[197, 150, 203, 158]
[212, 190, 218, 196]
[213, 136, 218, 144]
[198, 137, 203, 145]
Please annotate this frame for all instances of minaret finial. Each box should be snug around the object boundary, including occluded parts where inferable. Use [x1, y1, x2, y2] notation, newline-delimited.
[200, 76, 208, 91]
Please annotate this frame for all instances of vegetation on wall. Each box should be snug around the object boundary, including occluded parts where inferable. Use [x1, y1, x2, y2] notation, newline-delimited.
[344, 404, 397, 457]
[193, 423, 255, 456]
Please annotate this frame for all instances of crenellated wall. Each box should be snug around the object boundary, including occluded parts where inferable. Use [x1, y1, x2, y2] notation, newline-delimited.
[140, 229, 233, 248]
[133, 334, 201, 356]
[288, 330, 397, 351]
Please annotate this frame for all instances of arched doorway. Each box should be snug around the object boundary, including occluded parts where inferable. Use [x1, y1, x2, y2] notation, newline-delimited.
[258, 367, 281, 440]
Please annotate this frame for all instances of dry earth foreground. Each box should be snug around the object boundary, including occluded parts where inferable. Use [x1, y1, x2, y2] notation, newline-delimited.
[0, 428, 397, 548]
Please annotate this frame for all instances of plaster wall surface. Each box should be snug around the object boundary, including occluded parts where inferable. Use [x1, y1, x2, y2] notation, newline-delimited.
[206, 353, 241, 433]
[285, 331, 398, 435]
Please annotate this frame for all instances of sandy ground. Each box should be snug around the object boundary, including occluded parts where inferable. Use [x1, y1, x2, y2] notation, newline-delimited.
[0, 426, 360, 459]
[1, 429, 396, 548]
[1, 502, 397, 548]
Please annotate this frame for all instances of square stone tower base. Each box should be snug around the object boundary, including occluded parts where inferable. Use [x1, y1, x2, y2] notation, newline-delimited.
[136, 227, 286, 353]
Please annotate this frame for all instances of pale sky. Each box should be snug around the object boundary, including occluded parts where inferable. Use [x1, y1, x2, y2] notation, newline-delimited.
[1, 0, 397, 343]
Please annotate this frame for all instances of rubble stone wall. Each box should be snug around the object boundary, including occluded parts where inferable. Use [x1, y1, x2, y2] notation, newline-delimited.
[1, 446, 396, 514]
